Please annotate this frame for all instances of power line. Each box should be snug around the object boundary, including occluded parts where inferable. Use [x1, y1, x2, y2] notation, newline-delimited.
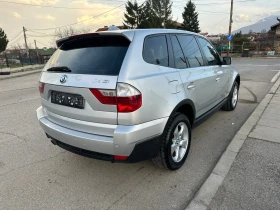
[173, 6, 229, 15]
[28, 16, 123, 37]
[7, 31, 22, 42]
[75, 11, 124, 31]
[26, 30, 55, 36]
[234, 18, 241, 29]
[211, 16, 229, 28]
[7, 33, 24, 47]
[198, 10, 229, 14]
[35, 40, 49, 48]
[0, 0, 124, 10]
[174, 0, 255, 6]
[26, 3, 125, 31]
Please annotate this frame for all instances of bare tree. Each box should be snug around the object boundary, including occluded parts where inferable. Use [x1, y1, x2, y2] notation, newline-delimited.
[54, 26, 90, 39]
[11, 43, 22, 51]
[52, 26, 91, 47]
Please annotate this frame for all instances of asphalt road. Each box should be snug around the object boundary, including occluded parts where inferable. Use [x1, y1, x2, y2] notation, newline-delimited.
[0, 58, 279, 210]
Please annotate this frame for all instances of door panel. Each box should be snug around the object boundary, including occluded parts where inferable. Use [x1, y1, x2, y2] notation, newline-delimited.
[214, 67, 226, 104]
[196, 36, 227, 105]
[172, 35, 216, 118]
[179, 66, 217, 117]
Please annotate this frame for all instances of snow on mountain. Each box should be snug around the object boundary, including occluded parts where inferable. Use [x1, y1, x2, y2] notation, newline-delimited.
[232, 14, 280, 34]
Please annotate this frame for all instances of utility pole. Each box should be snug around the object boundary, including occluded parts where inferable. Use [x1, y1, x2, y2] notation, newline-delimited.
[227, 0, 234, 56]
[23, 27, 29, 57]
[34, 40, 39, 64]
[23, 26, 32, 64]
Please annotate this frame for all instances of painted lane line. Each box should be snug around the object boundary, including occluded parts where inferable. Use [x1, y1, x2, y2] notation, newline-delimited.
[270, 70, 280, 83]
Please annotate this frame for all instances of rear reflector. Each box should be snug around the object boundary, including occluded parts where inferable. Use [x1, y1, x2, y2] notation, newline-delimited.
[39, 82, 45, 96]
[114, 155, 128, 161]
[89, 89, 117, 105]
[90, 83, 142, 113]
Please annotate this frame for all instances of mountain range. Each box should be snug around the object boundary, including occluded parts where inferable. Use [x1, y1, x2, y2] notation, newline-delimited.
[232, 13, 280, 34]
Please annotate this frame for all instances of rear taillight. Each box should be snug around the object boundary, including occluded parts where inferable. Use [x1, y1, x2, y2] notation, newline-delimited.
[90, 83, 142, 113]
[39, 82, 45, 96]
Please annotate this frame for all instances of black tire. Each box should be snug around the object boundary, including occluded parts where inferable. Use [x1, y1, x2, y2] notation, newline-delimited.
[152, 113, 192, 170]
[222, 81, 239, 111]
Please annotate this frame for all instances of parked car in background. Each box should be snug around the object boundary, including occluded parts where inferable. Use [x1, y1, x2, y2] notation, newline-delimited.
[9, 59, 20, 64]
[37, 29, 240, 170]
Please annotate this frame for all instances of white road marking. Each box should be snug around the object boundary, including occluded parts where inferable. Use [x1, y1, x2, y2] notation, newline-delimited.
[270, 70, 280, 83]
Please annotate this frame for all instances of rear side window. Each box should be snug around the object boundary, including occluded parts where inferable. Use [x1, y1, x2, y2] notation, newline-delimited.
[143, 35, 169, 67]
[197, 37, 221, 66]
[170, 35, 187, 69]
[177, 35, 204, 68]
[44, 36, 130, 75]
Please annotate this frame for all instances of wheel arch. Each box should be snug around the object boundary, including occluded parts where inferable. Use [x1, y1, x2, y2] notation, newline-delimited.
[235, 74, 240, 87]
[170, 99, 196, 127]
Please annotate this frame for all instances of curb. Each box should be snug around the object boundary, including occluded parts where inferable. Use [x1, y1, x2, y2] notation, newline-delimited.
[186, 77, 280, 210]
[0, 65, 44, 74]
[233, 57, 280, 59]
[0, 69, 42, 81]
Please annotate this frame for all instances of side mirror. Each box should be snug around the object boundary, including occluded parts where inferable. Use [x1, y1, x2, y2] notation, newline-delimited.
[223, 57, 232, 65]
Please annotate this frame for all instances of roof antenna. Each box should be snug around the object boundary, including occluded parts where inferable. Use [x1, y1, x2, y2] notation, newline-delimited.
[108, 25, 120, 31]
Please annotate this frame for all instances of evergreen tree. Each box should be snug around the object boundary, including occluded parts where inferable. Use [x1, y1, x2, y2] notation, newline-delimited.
[137, 0, 154, 28]
[123, 0, 146, 29]
[232, 31, 249, 45]
[139, 15, 162, 28]
[148, 0, 173, 28]
[182, 0, 201, 33]
[123, 0, 174, 29]
[0, 28, 9, 53]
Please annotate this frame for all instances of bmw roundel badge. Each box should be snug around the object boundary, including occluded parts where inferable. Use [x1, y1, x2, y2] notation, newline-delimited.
[60, 75, 67, 83]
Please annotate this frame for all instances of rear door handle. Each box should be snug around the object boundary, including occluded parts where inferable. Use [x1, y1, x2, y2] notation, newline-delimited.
[187, 84, 196, 89]
[216, 77, 220, 82]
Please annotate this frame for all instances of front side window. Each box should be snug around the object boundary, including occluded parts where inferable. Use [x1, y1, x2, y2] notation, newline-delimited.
[143, 35, 169, 67]
[197, 37, 221, 66]
[177, 35, 204, 68]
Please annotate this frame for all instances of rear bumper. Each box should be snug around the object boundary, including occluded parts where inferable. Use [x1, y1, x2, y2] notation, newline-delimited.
[36, 106, 168, 162]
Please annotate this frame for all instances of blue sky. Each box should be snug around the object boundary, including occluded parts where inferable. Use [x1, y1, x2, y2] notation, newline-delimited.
[0, 0, 279, 48]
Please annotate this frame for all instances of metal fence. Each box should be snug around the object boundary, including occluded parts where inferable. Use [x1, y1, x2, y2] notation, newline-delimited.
[0, 52, 43, 69]
[214, 43, 280, 56]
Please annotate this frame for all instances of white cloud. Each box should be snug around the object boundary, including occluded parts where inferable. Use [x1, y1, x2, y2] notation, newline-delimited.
[36, 15, 56, 21]
[19, 0, 59, 5]
[70, 1, 124, 27]
[235, 14, 251, 22]
[76, 13, 122, 27]
[12, 12, 22, 19]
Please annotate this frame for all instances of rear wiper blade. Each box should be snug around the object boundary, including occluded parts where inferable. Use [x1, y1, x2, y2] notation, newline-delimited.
[47, 66, 72, 72]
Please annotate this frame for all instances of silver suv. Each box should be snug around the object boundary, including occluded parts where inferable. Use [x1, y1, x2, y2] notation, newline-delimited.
[37, 29, 240, 170]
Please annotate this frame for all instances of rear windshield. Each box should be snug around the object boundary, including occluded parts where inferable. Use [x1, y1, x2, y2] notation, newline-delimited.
[44, 35, 130, 75]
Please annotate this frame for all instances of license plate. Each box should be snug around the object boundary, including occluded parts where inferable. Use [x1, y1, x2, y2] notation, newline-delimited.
[51, 91, 85, 109]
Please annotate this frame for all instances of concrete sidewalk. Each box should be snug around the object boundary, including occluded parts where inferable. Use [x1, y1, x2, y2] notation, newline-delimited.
[187, 78, 280, 210]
